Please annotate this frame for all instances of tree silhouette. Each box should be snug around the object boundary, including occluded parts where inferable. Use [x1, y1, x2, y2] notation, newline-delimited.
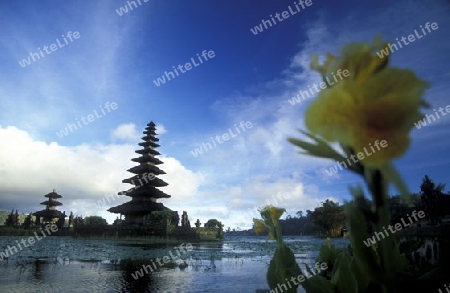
[420, 175, 445, 225]
[204, 219, 222, 229]
[5, 209, 15, 227]
[84, 216, 108, 226]
[23, 213, 34, 229]
[307, 199, 346, 237]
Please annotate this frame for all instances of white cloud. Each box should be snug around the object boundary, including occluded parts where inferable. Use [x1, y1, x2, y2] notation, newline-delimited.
[158, 156, 205, 198]
[111, 123, 140, 142]
[156, 124, 167, 135]
[164, 174, 330, 230]
[0, 126, 204, 224]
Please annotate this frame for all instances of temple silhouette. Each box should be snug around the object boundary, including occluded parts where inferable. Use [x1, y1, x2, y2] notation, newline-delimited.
[33, 189, 65, 226]
[2, 121, 222, 240]
[108, 121, 172, 224]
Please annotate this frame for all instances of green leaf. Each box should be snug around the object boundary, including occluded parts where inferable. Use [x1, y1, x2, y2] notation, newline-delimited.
[267, 243, 302, 293]
[417, 267, 450, 281]
[380, 162, 409, 202]
[331, 253, 358, 293]
[288, 131, 346, 161]
[267, 258, 279, 290]
[330, 250, 343, 277]
[304, 263, 315, 276]
[319, 241, 341, 268]
[345, 200, 380, 283]
[350, 257, 370, 292]
[302, 275, 335, 293]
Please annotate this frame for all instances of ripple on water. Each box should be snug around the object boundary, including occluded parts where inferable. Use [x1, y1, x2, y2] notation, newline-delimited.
[0, 235, 349, 292]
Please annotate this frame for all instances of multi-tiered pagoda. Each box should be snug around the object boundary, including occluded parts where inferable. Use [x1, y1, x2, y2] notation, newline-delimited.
[33, 189, 65, 225]
[108, 121, 171, 225]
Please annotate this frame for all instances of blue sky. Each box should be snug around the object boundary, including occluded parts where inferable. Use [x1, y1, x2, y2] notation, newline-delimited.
[0, 0, 449, 229]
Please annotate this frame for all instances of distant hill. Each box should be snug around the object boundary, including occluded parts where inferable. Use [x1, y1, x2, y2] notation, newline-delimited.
[224, 228, 257, 237]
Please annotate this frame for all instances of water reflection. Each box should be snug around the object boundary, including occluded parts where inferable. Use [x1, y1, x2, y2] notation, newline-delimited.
[120, 260, 156, 293]
[32, 258, 45, 280]
[0, 236, 336, 292]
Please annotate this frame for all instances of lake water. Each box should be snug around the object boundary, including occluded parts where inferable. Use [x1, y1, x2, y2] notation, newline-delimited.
[0, 236, 349, 293]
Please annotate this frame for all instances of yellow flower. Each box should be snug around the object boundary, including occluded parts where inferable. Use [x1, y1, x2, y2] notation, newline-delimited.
[261, 205, 286, 224]
[254, 206, 287, 241]
[268, 206, 285, 223]
[311, 36, 388, 85]
[305, 38, 429, 167]
[253, 219, 267, 235]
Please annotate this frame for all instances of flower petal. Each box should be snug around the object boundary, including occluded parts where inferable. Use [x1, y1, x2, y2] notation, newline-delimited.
[253, 219, 267, 235]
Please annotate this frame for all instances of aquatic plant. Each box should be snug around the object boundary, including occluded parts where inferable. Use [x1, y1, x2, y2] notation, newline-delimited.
[256, 37, 449, 292]
[254, 206, 301, 293]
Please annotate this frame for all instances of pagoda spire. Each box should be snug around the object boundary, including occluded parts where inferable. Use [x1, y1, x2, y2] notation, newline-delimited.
[108, 121, 172, 224]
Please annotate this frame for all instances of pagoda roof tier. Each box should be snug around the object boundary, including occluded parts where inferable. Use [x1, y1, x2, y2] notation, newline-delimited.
[108, 200, 169, 214]
[147, 121, 156, 127]
[44, 191, 62, 198]
[122, 176, 168, 187]
[133, 152, 163, 163]
[33, 209, 64, 218]
[143, 130, 156, 135]
[131, 155, 162, 165]
[126, 164, 166, 175]
[133, 148, 160, 156]
[138, 141, 160, 148]
[141, 136, 159, 142]
[119, 185, 171, 198]
[40, 201, 63, 206]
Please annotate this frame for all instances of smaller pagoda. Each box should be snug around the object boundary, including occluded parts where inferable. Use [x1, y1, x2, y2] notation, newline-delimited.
[33, 189, 65, 225]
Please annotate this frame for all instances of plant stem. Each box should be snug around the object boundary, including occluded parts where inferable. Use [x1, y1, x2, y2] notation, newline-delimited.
[368, 169, 392, 293]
